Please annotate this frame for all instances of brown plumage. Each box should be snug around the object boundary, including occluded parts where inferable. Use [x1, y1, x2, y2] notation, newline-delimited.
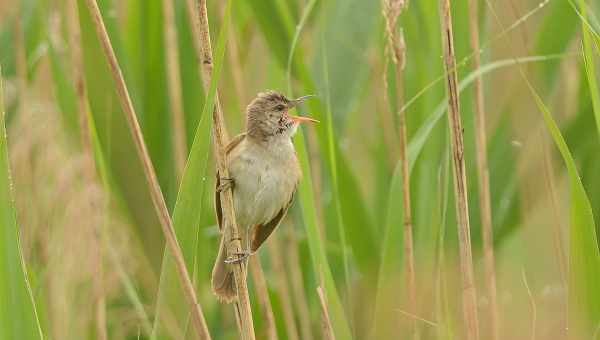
[211, 91, 317, 303]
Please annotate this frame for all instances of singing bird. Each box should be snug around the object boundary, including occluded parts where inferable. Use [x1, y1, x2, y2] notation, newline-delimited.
[211, 90, 317, 303]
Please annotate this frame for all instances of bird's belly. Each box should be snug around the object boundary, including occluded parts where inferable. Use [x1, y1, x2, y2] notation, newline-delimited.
[232, 162, 296, 228]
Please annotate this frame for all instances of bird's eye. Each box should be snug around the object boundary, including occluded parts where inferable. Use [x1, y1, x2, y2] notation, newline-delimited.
[275, 104, 286, 111]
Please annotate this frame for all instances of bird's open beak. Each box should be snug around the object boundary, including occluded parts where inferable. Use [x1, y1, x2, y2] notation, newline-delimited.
[289, 94, 316, 108]
[288, 115, 319, 124]
[287, 95, 318, 123]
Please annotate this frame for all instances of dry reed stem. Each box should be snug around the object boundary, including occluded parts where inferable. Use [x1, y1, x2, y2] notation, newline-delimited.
[438, 1, 480, 339]
[66, 1, 107, 339]
[540, 136, 567, 286]
[162, 0, 188, 182]
[268, 238, 300, 340]
[286, 229, 315, 340]
[466, 1, 499, 339]
[193, 1, 255, 339]
[14, 9, 27, 118]
[249, 256, 278, 340]
[382, 1, 417, 337]
[81, 1, 211, 339]
[521, 269, 537, 340]
[316, 286, 335, 340]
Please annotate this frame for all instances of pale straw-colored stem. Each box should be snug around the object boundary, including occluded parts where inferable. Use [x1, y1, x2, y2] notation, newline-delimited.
[316, 286, 335, 340]
[192, 1, 255, 339]
[466, 1, 499, 339]
[81, 1, 211, 339]
[66, 1, 107, 339]
[249, 256, 278, 340]
[286, 229, 315, 340]
[438, 1, 480, 339]
[382, 1, 417, 336]
[268, 238, 300, 340]
[163, 0, 188, 183]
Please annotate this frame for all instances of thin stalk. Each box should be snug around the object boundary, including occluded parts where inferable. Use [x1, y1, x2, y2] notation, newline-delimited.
[382, 0, 416, 336]
[286, 229, 315, 340]
[67, 1, 107, 339]
[193, 1, 255, 339]
[81, 1, 211, 339]
[249, 257, 278, 340]
[163, 0, 188, 182]
[268, 238, 300, 340]
[466, 1, 499, 339]
[438, 1, 480, 339]
[317, 286, 335, 340]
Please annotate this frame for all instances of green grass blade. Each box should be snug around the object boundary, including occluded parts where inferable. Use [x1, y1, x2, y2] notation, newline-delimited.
[150, 1, 231, 338]
[294, 130, 353, 340]
[77, 0, 164, 268]
[407, 54, 566, 171]
[525, 79, 600, 337]
[580, 1, 600, 138]
[286, 3, 352, 338]
[0, 68, 44, 340]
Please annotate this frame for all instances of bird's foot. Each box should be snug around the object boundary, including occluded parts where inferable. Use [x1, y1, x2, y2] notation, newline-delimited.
[224, 250, 253, 264]
[217, 177, 234, 193]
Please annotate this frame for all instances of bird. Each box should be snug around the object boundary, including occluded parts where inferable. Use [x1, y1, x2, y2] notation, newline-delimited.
[211, 90, 317, 303]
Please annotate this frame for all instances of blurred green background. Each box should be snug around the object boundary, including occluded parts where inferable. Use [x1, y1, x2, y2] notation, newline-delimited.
[1, 0, 600, 339]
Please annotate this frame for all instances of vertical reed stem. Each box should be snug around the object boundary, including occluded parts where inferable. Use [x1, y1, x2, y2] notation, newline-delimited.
[249, 257, 278, 340]
[317, 286, 335, 340]
[193, 1, 256, 339]
[382, 1, 416, 336]
[81, 1, 211, 339]
[163, 0, 188, 182]
[466, 1, 499, 339]
[268, 238, 300, 340]
[438, 1, 480, 339]
[67, 1, 107, 339]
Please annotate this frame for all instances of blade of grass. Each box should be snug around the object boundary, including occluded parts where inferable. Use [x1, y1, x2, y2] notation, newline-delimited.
[163, 0, 188, 182]
[579, 0, 600, 138]
[286, 2, 353, 339]
[80, 0, 211, 338]
[529, 81, 600, 338]
[0, 66, 44, 340]
[484, 0, 600, 336]
[151, 0, 234, 337]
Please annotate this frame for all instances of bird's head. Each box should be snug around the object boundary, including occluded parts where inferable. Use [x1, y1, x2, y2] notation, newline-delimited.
[246, 90, 317, 141]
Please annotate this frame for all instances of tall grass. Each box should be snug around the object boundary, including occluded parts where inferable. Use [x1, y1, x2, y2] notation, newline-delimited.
[1, 0, 600, 339]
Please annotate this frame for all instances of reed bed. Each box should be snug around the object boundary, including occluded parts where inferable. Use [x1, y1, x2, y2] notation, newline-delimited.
[1, 0, 599, 339]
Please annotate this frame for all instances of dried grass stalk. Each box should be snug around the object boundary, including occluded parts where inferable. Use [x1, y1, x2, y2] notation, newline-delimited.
[192, 1, 255, 339]
[163, 0, 188, 182]
[382, 0, 417, 337]
[438, 0, 480, 339]
[317, 286, 335, 340]
[249, 256, 278, 340]
[466, 1, 499, 339]
[81, 1, 211, 338]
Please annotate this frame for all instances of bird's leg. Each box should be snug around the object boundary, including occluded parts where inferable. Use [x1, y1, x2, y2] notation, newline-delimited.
[217, 177, 234, 193]
[224, 226, 254, 264]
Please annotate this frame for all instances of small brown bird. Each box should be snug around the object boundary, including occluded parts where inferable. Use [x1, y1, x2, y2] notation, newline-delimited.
[211, 90, 317, 303]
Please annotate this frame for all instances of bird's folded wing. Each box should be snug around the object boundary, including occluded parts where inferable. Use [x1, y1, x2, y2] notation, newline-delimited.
[215, 133, 246, 232]
[250, 188, 296, 252]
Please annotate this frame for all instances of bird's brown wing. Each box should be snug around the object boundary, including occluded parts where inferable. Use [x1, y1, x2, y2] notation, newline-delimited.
[215, 133, 246, 232]
[249, 188, 296, 252]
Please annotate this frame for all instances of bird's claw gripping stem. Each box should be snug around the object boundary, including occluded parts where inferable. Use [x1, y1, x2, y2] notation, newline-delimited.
[224, 251, 252, 264]
[217, 177, 234, 193]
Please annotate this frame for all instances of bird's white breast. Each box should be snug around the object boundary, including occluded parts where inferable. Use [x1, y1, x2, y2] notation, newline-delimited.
[227, 137, 300, 229]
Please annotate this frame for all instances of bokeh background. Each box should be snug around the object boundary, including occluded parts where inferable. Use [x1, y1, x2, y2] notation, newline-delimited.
[1, 0, 599, 339]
